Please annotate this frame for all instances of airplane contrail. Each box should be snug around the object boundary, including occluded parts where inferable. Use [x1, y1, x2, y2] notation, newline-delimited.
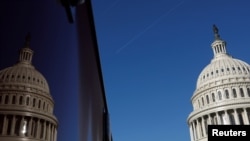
[102, 0, 122, 16]
[115, 0, 185, 54]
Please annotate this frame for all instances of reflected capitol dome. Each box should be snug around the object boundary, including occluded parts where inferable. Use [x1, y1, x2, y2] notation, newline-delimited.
[0, 33, 58, 141]
[187, 25, 250, 141]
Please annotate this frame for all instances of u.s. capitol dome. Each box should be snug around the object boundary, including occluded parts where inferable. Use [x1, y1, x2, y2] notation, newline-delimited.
[0, 34, 58, 141]
[187, 25, 250, 141]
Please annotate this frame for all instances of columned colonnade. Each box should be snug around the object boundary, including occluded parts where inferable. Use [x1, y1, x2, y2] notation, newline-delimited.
[0, 114, 57, 141]
[189, 108, 250, 141]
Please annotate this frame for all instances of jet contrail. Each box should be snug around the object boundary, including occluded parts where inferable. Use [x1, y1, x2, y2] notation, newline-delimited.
[115, 0, 185, 54]
[102, 0, 122, 16]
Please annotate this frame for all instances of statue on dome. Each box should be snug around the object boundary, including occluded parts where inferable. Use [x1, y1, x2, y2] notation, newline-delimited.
[213, 24, 219, 34]
[213, 24, 220, 39]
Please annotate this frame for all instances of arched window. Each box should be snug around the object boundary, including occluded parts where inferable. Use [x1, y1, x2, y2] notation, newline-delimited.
[212, 93, 215, 102]
[233, 89, 237, 98]
[202, 97, 204, 106]
[26, 96, 30, 106]
[247, 88, 250, 97]
[33, 98, 36, 107]
[38, 100, 41, 109]
[47, 104, 50, 112]
[19, 96, 23, 105]
[43, 102, 46, 110]
[206, 95, 209, 104]
[12, 95, 16, 104]
[5, 95, 9, 104]
[240, 88, 244, 97]
[225, 90, 229, 99]
[218, 91, 222, 100]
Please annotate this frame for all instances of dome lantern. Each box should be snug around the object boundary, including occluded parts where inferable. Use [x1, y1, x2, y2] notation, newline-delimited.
[19, 32, 33, 64]
[211, 25, 227, 58]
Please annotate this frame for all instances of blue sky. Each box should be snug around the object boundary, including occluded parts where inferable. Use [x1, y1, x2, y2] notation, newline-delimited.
[1, 0, 250, 141]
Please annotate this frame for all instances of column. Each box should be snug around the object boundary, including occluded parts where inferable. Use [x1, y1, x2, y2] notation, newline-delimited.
[2, 115, 7, 135]
[201, 117, 206, 137]
[208, 114, 212, 125]
[0, 115, 2, 135]
[247, 108, 250, 124]
[225, 110, 230, 125]
[192, 121, 197, 141]
[54, 128, 57, 141]
[47, 123, 51, 141]
[53, 125, 56, 141]
[51, 125, 54, 141]
[42, 121, 46, 139]
[196, 119, 201, 139]
[216, 112, 221, 124]
[20, 116, 24, 137]
[189, 124, 194, 141]
[238, 109, 244, 124]
[36, 119, 40, 139]
[27, 117, 32, 137]
[10, 115, 16, 135]
[243, 108, 249, 124]
[234, 109, 240, 125]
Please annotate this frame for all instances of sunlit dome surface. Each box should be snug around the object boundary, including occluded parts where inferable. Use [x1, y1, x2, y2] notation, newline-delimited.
[196, 54, 250, 89]
[0, 63, 50, 94]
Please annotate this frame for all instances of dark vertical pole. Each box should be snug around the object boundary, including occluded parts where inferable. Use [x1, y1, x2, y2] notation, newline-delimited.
[75, 1, 110, 141]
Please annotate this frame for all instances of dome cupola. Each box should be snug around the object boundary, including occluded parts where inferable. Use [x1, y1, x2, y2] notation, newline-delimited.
[211, 24, 227, 57]
[18, 32, 33, 64]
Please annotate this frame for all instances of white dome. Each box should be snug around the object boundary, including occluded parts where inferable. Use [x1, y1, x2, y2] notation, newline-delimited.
[188, 25, 250, 141]
[196, 54, 250, 89]
[0, 34, 58, 141]
[194, 29, 250, 93]
[0, 43, 50, 94]
[0, 62, 50, 94]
